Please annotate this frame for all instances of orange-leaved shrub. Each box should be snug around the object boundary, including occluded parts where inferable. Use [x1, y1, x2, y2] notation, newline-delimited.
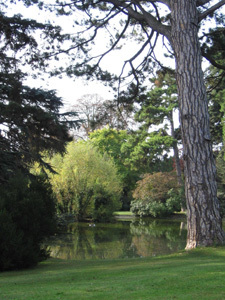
[131, 172, 182, 217]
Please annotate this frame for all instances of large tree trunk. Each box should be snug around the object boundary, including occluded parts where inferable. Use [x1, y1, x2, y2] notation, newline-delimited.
[170, 0, 225, 249]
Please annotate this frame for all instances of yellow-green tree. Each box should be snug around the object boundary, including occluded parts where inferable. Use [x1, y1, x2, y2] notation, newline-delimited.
[49, 141, 122, 221]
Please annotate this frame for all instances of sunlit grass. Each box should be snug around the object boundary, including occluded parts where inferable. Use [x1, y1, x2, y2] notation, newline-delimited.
[1, 247, 225, 300]
[113, 211, 135, 216]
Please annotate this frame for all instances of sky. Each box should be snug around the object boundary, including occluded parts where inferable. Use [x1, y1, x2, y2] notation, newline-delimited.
[6, 0, 225, 125]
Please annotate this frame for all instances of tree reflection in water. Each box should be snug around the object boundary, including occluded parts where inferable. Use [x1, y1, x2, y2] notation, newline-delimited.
[47, 219, 187, 260]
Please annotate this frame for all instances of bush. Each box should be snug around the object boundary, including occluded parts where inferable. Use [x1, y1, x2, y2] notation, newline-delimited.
[0, 173, 56, 271]
[131, 172, 182, 218]
[91, 185, 120, 222]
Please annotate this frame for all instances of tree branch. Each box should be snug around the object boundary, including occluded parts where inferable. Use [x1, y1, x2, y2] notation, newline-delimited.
[198, 0, 225, 22]
[94, 16, 131, 67]
[107, 0, 171, 41]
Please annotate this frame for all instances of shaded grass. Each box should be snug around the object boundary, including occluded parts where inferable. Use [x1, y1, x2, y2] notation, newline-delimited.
[0, 247, 225, 300]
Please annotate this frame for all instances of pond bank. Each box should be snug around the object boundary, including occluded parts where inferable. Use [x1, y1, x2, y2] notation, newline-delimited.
[113, 211, 187, 220]
[56, 211, 187, 225]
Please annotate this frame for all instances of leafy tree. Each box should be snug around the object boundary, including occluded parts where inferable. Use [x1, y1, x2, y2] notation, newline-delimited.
[145, 71, 182, 182]
[89, 128, 139, 210]
[5, 0, 225, 248]
[0, 7, 80, 183]
[48, 141, 122, 221]
[121, 129, 174, 172]
[128, 70, 183, 181]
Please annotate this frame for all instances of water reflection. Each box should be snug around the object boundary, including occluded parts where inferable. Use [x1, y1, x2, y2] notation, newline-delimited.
[47, 218, 187, 260]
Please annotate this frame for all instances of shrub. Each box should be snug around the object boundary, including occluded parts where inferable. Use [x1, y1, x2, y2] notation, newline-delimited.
[131, 172, 182, 218]
[91, 185, 120, 222]
[0, 173, 56, 271]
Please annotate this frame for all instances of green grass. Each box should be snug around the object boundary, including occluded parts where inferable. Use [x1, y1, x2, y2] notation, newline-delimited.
[1, 247, 225, 300]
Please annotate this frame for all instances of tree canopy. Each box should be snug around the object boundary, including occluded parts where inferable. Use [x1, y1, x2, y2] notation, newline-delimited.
[0, 6, 80, 182]
[13, 0, 223, 91]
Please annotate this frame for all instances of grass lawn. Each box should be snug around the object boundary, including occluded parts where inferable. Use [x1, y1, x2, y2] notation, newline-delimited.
[0, 247, 225, 300]
[113, 211, 135, 216]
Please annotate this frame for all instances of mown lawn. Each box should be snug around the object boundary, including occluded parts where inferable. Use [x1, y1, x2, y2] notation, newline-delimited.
[113, 211, 135, 216]
[0, 247, 225, 300]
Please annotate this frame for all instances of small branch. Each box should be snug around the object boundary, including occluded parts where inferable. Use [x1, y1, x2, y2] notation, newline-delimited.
[117, 38, 151, 93]
[40, 5, 123, 60]
[198, 0, 225, 22]
[95, 16, 131, 66]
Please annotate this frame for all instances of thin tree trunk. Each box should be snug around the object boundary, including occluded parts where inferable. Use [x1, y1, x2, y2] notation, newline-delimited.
[170, 0, 225, 249]
[169, 111, 183, 187]
[169, 111, 185, 211]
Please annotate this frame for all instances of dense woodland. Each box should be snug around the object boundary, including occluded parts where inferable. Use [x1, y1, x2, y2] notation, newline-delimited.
[0, 0, 225, 270]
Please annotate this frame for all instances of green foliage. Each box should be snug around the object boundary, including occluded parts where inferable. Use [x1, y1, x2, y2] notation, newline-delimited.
[48, 141, 122, 221]
[89, 128, 139, 210]
[119, 71, 181, 176]
[131, 172, 182, 217]
[90, 185, 120, 222]
[122, 130, 175, 173]
[135, 70, 178, 128]
[0, 173, 56, 271]
[206, 66, 225, 146]
[216, 148, 225, 217]
[89, 128, 128, 165]
[166, 188, 185, 212]
[0, 9, 80, 183]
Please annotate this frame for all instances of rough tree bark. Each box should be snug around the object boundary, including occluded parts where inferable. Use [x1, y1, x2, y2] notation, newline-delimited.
[170, 0, 225, 248]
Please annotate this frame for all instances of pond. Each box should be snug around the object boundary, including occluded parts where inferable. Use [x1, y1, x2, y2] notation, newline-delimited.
[46, 217, 187, 260]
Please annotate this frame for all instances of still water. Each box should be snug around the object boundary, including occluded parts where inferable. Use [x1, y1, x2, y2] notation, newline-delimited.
[47, 218, 187, 260]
